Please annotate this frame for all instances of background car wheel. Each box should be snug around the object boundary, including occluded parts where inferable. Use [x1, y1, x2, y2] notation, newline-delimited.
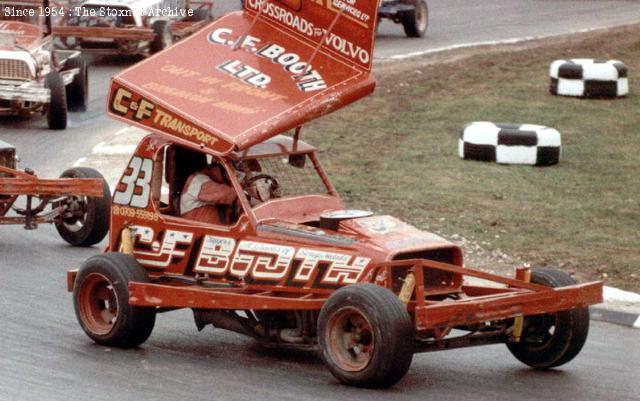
[74, 252, 156, 348]
[507, 268, 590, 369]
[401, 0, 429, 38]
[45, 72, 67, 130]
[55, 167, 110, 247]
[190, 8, 211, 21]
[150, 20, 174, 54]
[65, 57, 89, 112]
[318, 283, 414, 388]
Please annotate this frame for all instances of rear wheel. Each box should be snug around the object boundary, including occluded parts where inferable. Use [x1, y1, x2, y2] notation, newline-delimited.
[55, 167, 110, 247]
[65, 57, 89, 112]
[507, 268, 590, 369]
[150, 20, 174, 54]
[73, 252, 156, 348]
[318, 284, 414, 388]
[401, 0, 429, 38]
[45, 72, 67, 130]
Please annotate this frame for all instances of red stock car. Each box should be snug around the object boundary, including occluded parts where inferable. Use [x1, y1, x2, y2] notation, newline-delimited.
[67, 0, 602, 388]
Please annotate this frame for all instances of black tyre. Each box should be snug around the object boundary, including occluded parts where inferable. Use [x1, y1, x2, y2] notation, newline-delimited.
[318, 283, 414, 388]
[45, 72, 67, 130]
[507, 268, 590, 369]
[65, 57, 89, 112]
[73, 252, 156, 348]
[150, 20, 173, 54]
[190, 7, 211, 21]
[55, 167, 111, 247]
[401, 0, 429, 38]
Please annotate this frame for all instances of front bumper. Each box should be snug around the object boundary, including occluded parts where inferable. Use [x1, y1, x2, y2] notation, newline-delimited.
[415, 281, 602, 330]
[0, 82, 50, 104]
[384, 259, 604, 331]
[0, 70, 76, 108]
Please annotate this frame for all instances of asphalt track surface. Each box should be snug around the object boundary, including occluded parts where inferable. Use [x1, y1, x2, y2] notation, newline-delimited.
[2, 1, 640, 400]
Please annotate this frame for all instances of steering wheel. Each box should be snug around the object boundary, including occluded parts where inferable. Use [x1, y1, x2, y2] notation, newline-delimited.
[242, 174, 281, 203]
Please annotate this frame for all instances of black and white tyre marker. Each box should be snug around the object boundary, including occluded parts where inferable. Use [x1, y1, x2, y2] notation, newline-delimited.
[550, 59, 628, 98]
[459, 122, 561, 166]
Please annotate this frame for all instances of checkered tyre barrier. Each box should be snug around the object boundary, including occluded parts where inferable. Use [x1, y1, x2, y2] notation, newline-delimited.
[550, 59, 628, 98]
[459, 122, 561, 166]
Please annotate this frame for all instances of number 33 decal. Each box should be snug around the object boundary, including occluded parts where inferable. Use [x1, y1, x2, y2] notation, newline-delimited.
[114, 156, 153, 208]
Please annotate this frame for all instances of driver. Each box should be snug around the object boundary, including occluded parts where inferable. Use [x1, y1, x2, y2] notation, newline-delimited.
[180, 161, 237, 225]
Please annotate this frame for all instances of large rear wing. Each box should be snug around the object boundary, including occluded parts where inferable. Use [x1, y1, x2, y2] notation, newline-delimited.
[243, 0, 378, 71]
[108, 0, 381, 154]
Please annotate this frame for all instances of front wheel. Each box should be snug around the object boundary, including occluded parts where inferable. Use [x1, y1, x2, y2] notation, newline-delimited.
[150, 20, 174, 54]
[73, 252, 156, 348]
[45, 72, 67, 130]
[401, 0, 429, 38]
[55, 167, 110, 247]
[318, 283, 414, 388]
[65, 57, 89, 112]
[190, 7, 211, 22]
[507, 268, 590, 369]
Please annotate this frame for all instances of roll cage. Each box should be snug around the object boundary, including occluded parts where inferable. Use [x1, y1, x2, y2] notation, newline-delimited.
[148, 134, 341, 229]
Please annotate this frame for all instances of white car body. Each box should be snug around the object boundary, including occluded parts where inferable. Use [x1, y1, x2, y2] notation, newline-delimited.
[0, 21, 81, 119]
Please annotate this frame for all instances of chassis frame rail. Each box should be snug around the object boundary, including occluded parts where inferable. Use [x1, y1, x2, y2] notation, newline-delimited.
[0, 166, 104, 227]
[68, 257, 603, 332]
[0, 166, 104, 197]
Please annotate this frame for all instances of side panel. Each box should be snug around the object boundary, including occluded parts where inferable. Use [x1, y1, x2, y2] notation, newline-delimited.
[126, 221, 371, 292]
[108, 136, 373, 293]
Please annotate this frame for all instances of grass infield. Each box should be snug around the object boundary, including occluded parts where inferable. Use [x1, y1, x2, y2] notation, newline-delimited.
[309, 25, 640, 291]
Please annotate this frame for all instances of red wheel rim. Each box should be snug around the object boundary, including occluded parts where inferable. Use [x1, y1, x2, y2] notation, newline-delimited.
[77, 273, 119, 335]
[326, 307, 375, 372]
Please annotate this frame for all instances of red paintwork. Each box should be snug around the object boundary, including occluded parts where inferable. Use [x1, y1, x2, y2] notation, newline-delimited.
[0, 165, 104, 226]
[107, 1, 378, 153]
[71, 0, 602, 338]
[0, 166, 103, 198]
[0, 21, 43, 49]
[101, 132, 602, 333]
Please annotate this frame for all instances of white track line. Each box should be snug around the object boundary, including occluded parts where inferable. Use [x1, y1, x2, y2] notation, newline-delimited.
[73, 157, 87, 167]
[114, 127, 132, 136]
[91, 141, 107, 153]
[384, 27, 605, 60]
[603, 286, 640, 303]
[91, 144, 137, 155]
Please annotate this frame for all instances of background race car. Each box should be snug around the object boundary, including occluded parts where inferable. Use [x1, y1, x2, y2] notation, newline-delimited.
[379, 0, 428, 38]
[0, 0, 88, 129]
[54, 0, 215, 55]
